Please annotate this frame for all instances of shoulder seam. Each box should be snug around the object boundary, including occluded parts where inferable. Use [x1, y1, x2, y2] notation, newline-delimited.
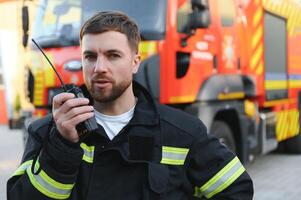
[160, 117, 200, 138]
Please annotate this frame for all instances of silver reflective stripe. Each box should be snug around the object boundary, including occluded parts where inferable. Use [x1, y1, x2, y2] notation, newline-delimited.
[160, 146, 189, 165]
[26, 161, 74, 199]
[12, 160, 33, 176]
[80, 143, 94, 163]
[162, 151, 187, 161]
[200, 156, 245, 198]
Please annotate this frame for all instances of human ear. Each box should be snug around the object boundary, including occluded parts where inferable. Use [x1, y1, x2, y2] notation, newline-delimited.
[132, 53, 141, 74]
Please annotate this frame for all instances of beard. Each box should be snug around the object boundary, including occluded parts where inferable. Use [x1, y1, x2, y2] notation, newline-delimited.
[85, 76, 132, 103]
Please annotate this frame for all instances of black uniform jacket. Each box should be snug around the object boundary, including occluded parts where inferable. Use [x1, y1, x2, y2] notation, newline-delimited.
[7, 82, 253, 200]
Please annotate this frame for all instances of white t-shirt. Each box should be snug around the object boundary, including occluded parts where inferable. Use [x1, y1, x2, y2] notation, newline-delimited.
[94, 105, 136, 140]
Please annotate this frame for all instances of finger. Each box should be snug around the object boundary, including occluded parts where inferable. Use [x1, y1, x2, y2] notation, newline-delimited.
[65, 106, 94, 119]
[53, 93, 75, 109]
[61, 112, 95, 130]
[59, 98, 90, 114]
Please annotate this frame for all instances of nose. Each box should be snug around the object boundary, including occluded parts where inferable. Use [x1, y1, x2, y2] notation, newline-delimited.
[94, 56, 108, 73]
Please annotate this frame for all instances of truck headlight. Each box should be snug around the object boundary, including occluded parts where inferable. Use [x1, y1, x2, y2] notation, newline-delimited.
[63, 60, 82, 71]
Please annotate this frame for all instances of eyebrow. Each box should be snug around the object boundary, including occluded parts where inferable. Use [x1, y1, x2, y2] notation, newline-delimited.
[106, 49, 124, 55]
[83, 50, 97, 55]
[83, 49, 124, 55]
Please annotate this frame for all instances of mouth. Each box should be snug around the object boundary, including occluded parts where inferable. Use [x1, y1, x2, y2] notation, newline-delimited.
[92, 79, 112, 89]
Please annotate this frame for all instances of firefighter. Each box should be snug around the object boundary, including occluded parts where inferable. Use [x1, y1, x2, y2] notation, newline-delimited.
[7, 11, 253, 199]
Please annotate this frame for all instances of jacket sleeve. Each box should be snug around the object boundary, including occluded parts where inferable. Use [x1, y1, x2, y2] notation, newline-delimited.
[186, 124, 254, 200]
[7, 119, 83, 200]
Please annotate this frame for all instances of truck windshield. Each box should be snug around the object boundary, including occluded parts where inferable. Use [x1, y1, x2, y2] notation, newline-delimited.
[33, 0, 167, 48]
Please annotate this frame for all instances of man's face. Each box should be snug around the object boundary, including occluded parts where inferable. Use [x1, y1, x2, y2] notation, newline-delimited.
[81, 31, 140, 103]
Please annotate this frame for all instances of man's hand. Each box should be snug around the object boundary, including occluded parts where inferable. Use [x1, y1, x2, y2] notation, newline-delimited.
[52, 93, 94, 143]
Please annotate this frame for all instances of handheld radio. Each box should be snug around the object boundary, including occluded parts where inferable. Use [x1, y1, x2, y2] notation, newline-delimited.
[31, 39, 98, 138]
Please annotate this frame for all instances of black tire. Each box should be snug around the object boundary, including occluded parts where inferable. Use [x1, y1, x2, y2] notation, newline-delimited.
[283, 133, 301, 154]
[211, 120, 236, 153]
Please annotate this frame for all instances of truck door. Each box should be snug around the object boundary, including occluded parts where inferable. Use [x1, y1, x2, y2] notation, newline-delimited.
[165, 0, 216, 104]
[264, 12, 288, 100]
[215, 0, 239, 74]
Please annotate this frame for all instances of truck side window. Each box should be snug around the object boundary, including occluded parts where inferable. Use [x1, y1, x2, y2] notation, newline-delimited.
[217, 0, 235, 27]
[177, 1, 192, 33]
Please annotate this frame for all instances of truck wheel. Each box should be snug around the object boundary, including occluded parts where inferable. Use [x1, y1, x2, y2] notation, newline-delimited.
[211, 120, 236, 153]
[283, 133, 301, 154]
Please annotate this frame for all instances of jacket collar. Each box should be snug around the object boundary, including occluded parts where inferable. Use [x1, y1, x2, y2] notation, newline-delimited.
[131, 81, 159, 126]
[80, 81, 159, 126]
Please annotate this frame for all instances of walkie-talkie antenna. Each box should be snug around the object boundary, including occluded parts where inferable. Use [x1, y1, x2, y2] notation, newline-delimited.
[31, 38, 67, 92]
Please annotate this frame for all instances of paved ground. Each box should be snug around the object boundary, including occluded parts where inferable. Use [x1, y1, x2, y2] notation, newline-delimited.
[0, 126, 23, 200]
[247, 154, 301, 200]
[1, 125, 301, 200]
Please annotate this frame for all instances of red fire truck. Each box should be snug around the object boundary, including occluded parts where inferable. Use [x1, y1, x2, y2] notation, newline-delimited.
[21, 0, 301, 163]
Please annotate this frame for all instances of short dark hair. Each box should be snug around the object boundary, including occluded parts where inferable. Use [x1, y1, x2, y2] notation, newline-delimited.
[80, 11, 141, 53]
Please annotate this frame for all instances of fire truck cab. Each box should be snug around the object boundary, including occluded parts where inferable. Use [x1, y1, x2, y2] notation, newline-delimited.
[22, 0, 301, 163]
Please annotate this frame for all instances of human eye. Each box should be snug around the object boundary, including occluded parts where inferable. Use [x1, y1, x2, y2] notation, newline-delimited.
[84, 54, 97, 61]
[108, 53, 121, 60]
[105, 50, 122, 60]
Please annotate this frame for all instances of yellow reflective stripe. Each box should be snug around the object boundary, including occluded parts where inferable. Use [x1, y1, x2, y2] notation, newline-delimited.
[265, 80, 288, 90]
[27, 167, 71, 199]
[198, 157, 245, 199]
[35, 161, 74, 190]
[80, 143, 94, 163]
[160, 158, 186, 165]
[201, 157, 239, 192]
[207, 166, 245, 198]
[289, 80, 301, 89]
[162, 146, 189, 154]
[218, 92, 245, 100]
[160, 146, 189, 165]
[12, 160, 33, 176]
[276, 109, 300, 140]
[26, 160, 74, 199]
[169, 95, 196, 104]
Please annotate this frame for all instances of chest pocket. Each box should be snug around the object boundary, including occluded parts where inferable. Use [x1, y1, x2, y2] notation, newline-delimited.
[143, 163, 169, 200]
[143, 145, 190, 199]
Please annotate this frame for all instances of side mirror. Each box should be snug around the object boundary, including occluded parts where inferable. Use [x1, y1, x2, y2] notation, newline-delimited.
[180, 8, 210, 47]
[23, 33, 29, 47]
[192, 0, 209, 10]
[22, 6, 29, 47]
[189, 9, 210, 29]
